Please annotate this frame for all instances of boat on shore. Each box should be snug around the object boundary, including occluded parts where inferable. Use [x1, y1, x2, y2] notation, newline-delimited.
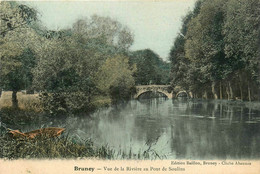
[8, 127, 65, 139]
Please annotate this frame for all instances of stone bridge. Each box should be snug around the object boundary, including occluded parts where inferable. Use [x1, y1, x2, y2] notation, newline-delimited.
[134, 85, 189, 99]
[134, 85, 172, 99]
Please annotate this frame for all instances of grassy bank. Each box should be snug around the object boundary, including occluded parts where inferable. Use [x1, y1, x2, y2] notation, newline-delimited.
[0, 91, 42, 112]
[0, 91, 111, 113]
[0, 135, 113, 159]
[0, 91, 111, 125]
[0, 92, 49, 127]
[0, 134, 161, 160]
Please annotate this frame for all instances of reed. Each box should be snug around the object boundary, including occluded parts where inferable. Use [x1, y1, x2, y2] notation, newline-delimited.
[0, 134, 163, 160]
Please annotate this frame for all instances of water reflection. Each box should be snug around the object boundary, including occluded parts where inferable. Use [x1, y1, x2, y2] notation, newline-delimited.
[19, 98, 260, 159]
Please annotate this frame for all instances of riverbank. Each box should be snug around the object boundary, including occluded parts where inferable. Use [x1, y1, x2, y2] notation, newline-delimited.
[0, 134, 115, 159]
[0, 91, 112, 112]
[0, 92, 162, 160]
[0, 91, 111, 126]
[0, 91, 42, 112]
[0, 133, 162, 159]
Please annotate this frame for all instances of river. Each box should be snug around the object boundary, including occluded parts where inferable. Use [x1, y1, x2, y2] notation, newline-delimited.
[21, 98, 260, 159]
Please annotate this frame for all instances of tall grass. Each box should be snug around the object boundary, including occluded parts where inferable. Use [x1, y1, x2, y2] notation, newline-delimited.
[0, 91, 43, 112]
[0, 134, 163, 160]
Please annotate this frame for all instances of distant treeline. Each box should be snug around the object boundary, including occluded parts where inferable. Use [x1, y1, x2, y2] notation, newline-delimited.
[0, 1, 170, 114]
[130, 49, 170, 85]
[170, 0, 260, 101]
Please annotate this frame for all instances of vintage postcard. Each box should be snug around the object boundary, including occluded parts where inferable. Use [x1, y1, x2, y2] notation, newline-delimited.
[0, 0, 260, 173]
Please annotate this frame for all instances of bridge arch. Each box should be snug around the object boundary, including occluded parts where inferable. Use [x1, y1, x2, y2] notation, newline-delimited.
[134, 85, 173, 99]
[133, 85, 189, 99]
[136, 90, 170, 99]
[176, 90, 189, 98]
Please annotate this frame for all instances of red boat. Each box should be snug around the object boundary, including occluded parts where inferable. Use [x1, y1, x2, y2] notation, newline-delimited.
[8, 127, 65, 139]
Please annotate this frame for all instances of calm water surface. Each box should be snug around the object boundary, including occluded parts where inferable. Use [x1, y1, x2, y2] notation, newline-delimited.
[24, 98, 260, 159]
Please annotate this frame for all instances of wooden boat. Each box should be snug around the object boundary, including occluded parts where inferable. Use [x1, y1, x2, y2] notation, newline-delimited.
[8, 127, 65, 139]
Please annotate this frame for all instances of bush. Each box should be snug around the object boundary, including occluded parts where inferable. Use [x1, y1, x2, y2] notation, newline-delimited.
[39, 91, 91, 116]
[0, 107, 44, 126]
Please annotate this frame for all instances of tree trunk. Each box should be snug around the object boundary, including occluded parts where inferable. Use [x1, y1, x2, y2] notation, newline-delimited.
[229, 82, 233, 100]
[12, 90, 18, 108]
[248, 81, 251, 102]
[211, 82, 218, 99]
[239, 73, 243, 100]
[189, 92, 193, 99]
[258, 87, 260, 101]
[239, 82, 243, 101]
[226, 86, 230, 100]
[219, 81, 223, 100]
[203, 91, 208, 99]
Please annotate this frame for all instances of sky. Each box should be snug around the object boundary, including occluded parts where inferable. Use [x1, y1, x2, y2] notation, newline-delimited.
[24, 0, 196, 61]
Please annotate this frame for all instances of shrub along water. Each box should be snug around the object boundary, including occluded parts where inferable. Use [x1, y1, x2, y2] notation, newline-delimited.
[0, 107, 46, 127]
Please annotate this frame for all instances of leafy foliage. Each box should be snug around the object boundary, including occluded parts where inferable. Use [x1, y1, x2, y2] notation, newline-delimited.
[130, 49, 170, 85]
[170, 0, 260, 100]
[72, 15, 134, 51]
[30, 14, 136, 113]
[0, 1, 40, 107]
[94, 55, 136, 102]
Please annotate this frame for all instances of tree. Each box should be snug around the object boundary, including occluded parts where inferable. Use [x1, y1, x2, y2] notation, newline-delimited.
[31, 13, 136, 113]
[184, 0, 229, 99]
[72, 15, 134, 52]
[0, 2, 37, 37]
[0, 1, 38, 108]
[224, 0, 260, 100]
[130, 49, 170, 85]
[1, 49, 36, 107]
[170, 0, 260, 100]
[93, 55, 136, 102]
[169, 1, 204, 97]
[32, 37, 99, 113]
